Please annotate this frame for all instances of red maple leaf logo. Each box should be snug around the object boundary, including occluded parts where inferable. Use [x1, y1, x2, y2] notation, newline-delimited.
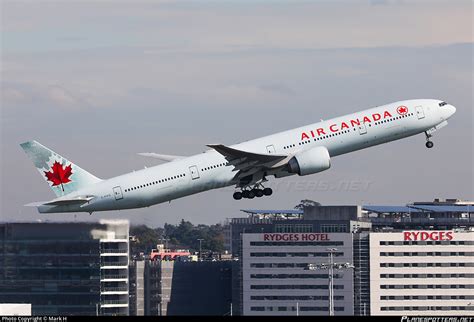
[397, 106, 408, 115]
[44, 161, 73, 191]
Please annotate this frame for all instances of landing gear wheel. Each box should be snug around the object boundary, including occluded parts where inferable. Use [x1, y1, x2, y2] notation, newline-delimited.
[254, 189, 264, 198]
[425, 141, 434, 149]
[247, 190, 255, 199]
[233, 192, 242, 200]
[242, 190, 250, 199]
[263, 188, 273, 196]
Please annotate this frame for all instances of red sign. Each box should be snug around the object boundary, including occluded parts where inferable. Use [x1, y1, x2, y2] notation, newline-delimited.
[397, 105, 409, 115]
[300, 110, 393, 141]
[263, 233, 329, 241]
[403, 231, 453, 241]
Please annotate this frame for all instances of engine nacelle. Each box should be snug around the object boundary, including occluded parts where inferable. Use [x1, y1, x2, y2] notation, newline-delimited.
[288, 146, 331, 176]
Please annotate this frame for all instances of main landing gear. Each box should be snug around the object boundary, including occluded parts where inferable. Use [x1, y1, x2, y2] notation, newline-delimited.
[233, 186, 273, 200]
[425, 131, 434, 149]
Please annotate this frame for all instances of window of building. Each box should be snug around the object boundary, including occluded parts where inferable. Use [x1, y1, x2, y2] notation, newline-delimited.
[274, 224, 313, 233]
[321, 224, 348, 233]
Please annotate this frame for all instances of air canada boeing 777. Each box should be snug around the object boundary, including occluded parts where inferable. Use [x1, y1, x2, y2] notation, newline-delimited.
[21, 99, 456, 214]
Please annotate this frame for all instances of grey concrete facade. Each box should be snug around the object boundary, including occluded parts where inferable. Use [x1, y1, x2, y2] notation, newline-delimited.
[242, 232, 355, 315]
[369, 230, 474, 316]
[143, 260, 232, 315]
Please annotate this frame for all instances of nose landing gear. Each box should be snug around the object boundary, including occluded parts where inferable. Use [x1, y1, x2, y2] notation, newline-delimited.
[425, 131, 434, 149]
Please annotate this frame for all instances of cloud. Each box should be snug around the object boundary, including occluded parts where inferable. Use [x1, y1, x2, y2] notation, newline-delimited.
[369, 0, 403, 5]
[56, 36, 87, 43]
[46, 86, 79, 108]
[1, 82, 84, 109]
[2, 1, 472, 53]
[1, 86, 28, 104]
[258, 83, 295, 96]
[214, 84, 290, 102]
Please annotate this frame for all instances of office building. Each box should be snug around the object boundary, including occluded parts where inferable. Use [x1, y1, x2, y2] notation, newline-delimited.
[242, 232, 355, 315]
[129, 260, 145, 316]
[143, 259, 232, 315]
[0, 221, 129, 316]
[227, 207, 370, 316]
[229, 199, 473, 316]
[370, 230, 474, 315]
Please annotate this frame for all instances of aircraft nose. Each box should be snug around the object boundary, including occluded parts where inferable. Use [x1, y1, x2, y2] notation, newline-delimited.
[447, 104, 456, 118]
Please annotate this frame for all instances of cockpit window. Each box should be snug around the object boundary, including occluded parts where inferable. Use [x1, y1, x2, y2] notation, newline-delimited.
[439, 102, 448, 107]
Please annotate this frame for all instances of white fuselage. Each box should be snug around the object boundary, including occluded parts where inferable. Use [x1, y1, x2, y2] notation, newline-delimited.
[38, 99, 456, 213]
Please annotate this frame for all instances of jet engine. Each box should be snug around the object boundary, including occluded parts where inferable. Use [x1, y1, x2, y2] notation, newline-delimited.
[288, 146, 331, 176]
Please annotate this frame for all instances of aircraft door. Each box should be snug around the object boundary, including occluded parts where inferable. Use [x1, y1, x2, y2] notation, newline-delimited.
[416, 106, 425, 119]
[189, 165, 200, 180]
[113, 186, 123, 200]
[266, 145, 276, 154]
[358, 122, 367, 135]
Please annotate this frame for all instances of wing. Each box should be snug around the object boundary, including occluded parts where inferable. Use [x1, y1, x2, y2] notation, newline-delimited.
[207, 144, 291, 181]
[137, 153, 184, 162]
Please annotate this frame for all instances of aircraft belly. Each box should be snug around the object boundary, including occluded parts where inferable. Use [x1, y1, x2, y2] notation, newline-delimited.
[154, 170, 234, 203]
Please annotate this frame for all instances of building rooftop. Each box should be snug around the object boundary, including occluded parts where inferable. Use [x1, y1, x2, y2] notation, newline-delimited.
[362, 205, 474, 214]
[240, 202, 473, 217]
[240, 209, 304, 215]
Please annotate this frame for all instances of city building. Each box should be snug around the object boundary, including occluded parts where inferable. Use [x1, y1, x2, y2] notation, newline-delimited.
[143, 258, 232, 315]
[128, 260, 145, 316]
[129, 245, 233, 316]
[143, 259, 160, 316]
[370, 230, 474, 315]
[242, 232, 355, 315]
[228, 199, 473, 316]
[2, 198, 471, 317]
[352, 232, 370, 316]
[226, 207, 371, 316]
[364, 202, 473, 230]
[225, 207, 370, 257]
[0, 221, 129, 316]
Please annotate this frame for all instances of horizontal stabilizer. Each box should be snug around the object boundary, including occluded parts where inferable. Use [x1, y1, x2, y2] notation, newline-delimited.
[137, 153, 184, 162]
[43, 196, 95, 206]
[26, 196, 95, 207]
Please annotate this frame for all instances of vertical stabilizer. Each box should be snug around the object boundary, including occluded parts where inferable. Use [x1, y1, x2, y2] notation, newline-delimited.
[20, 140, 102, 197]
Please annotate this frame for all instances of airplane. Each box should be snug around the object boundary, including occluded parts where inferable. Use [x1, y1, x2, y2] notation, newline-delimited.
[20, 99, 456, 214]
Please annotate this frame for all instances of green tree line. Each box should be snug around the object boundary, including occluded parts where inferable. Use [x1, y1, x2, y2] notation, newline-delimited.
[130, 219, 225, 255]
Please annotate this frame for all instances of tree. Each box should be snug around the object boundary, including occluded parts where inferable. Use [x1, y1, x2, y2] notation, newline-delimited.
[294, 199, 321, 210]
[129, 225, 164, 255]
[131, 220, 226, 256]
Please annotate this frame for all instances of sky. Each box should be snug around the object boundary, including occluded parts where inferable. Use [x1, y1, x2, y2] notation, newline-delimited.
[1, 0, 472, 227]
